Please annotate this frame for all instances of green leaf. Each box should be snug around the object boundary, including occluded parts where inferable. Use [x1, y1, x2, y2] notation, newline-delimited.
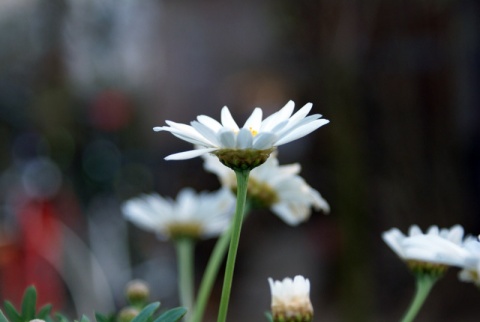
[131, 302, 160, 322]
[95, 313, 113, 322]
[3, 301, 21, 322]
[0, 309, 9, 322]
[55, 312, 71, 322]
[264, 311, 273, 322]
[79, 315, 91, 322]
[153, 307, 187, 322]
[21, 286, 37, 321]
[38, 304, 53, 319]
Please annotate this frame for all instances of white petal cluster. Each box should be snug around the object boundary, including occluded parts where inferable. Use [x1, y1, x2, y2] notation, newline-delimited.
[154, 101, 329, 160]
[457, 236, 480, 286]
[122, 188, 235, 240]
[268, 275, 313, 322]
[202, 152, 329, 226]
[382, 225, 469, 268]
[384, 225, 480, 287]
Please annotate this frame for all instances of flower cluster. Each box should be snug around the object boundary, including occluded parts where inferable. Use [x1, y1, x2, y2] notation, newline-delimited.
[120, 101, 328, 322]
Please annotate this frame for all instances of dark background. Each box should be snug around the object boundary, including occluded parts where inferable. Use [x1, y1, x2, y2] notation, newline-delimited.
[1, 0, 479, 321]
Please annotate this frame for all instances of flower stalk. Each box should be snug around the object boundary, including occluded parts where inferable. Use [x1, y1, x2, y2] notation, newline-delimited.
[190, 230, 230, 322]
[191, 202, 251, 322]
[175, 237, 196, 317]
[216, 169, 250, 322]
[401, 272, 439, 322]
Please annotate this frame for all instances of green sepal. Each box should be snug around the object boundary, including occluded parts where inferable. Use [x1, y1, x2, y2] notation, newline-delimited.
[264, 311, 273, 322]
[21, 286, 37, 321]
[153, 307, 186, 322]
[3, 301, 21, 322]
[131, 302, 160, 322]
[0, 309, 9, 322]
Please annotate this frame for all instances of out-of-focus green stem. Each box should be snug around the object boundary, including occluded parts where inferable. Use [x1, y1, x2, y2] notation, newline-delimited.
[216, 169, 250, 322]
[175, 237, 195, 318]
[190, 227, 231, 322]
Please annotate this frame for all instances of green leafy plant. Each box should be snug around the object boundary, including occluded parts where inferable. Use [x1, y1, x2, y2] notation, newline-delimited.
[0, 286, 186, 322]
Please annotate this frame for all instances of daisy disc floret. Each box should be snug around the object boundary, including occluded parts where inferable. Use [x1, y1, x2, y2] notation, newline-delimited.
[202, 152, 329, 225]
[268, 275, 313, 322]
[153, 100, 329, 171]
[122, 188, 235, 240]
[382, 224, 468, 275]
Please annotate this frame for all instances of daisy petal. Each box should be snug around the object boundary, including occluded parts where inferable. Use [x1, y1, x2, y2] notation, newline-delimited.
[197, 115, 223, 132]
[260, 100, 295, 131]
[243, 107, 263, 130]
[275, 119, 329, 146]
[236, 128, 253, 148]
[218, 128, 236, 148]
[252, 132, 278, 149]
[191, 121, 220, 146]
[165, 148, 218, 160]
[221, 106, 239, 131]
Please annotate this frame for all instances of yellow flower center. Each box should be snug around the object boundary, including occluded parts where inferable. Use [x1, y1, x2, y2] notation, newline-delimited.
[249, 127, 258, 136]
[247, 178, 279, 208]
[406, 260, 448, 276]
[167, 222, 203, 239]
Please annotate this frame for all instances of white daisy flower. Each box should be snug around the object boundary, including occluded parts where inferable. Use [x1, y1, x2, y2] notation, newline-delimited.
[382, 225, 469, 273]
[122, 188, 235, 240]
[457, 236, 480, 286]
[202, 152, 329, 226]
[154, 101, 329, 170]
[268, 275, 313, 322]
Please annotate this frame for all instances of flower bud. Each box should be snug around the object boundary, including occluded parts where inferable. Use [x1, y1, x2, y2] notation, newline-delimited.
[268, 276, 313, 322]
[125, 279, 150, 306]
[117, 307, 140, 322]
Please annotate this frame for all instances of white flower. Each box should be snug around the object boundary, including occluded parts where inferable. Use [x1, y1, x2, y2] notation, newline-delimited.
[153, 100, 329, 161]
[382, 225, 469, 272]
[268, 275, 313, 322]
[122, 188, 235, 240]
[202, 152, 329, 225]
[457, 236, 480, 286]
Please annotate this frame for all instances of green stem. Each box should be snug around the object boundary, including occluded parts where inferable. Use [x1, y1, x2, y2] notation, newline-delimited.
[216, 169, 250, 322]
[190, 226, 231, 322]
[400, 273, 439, 322]
[175, 237, 196, 317]
[191, 203, 251, 322]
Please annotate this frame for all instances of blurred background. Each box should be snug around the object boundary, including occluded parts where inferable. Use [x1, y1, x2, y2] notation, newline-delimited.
[0, 0, 479, 321]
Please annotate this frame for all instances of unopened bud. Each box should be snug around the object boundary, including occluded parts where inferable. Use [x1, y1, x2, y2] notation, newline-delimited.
[268, 276, 313, 322]
[117, 307, 140, 322]
[125, 279, 150, 306]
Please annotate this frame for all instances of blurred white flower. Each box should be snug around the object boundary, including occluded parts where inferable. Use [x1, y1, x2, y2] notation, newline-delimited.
[382, 225, 469, 273]
[457, 236, 480, 286]
[202, 152, 329, 226]
[268, 275, 313, 322]
[153, 100, 329, 162]
[122, 188, 235, 240]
